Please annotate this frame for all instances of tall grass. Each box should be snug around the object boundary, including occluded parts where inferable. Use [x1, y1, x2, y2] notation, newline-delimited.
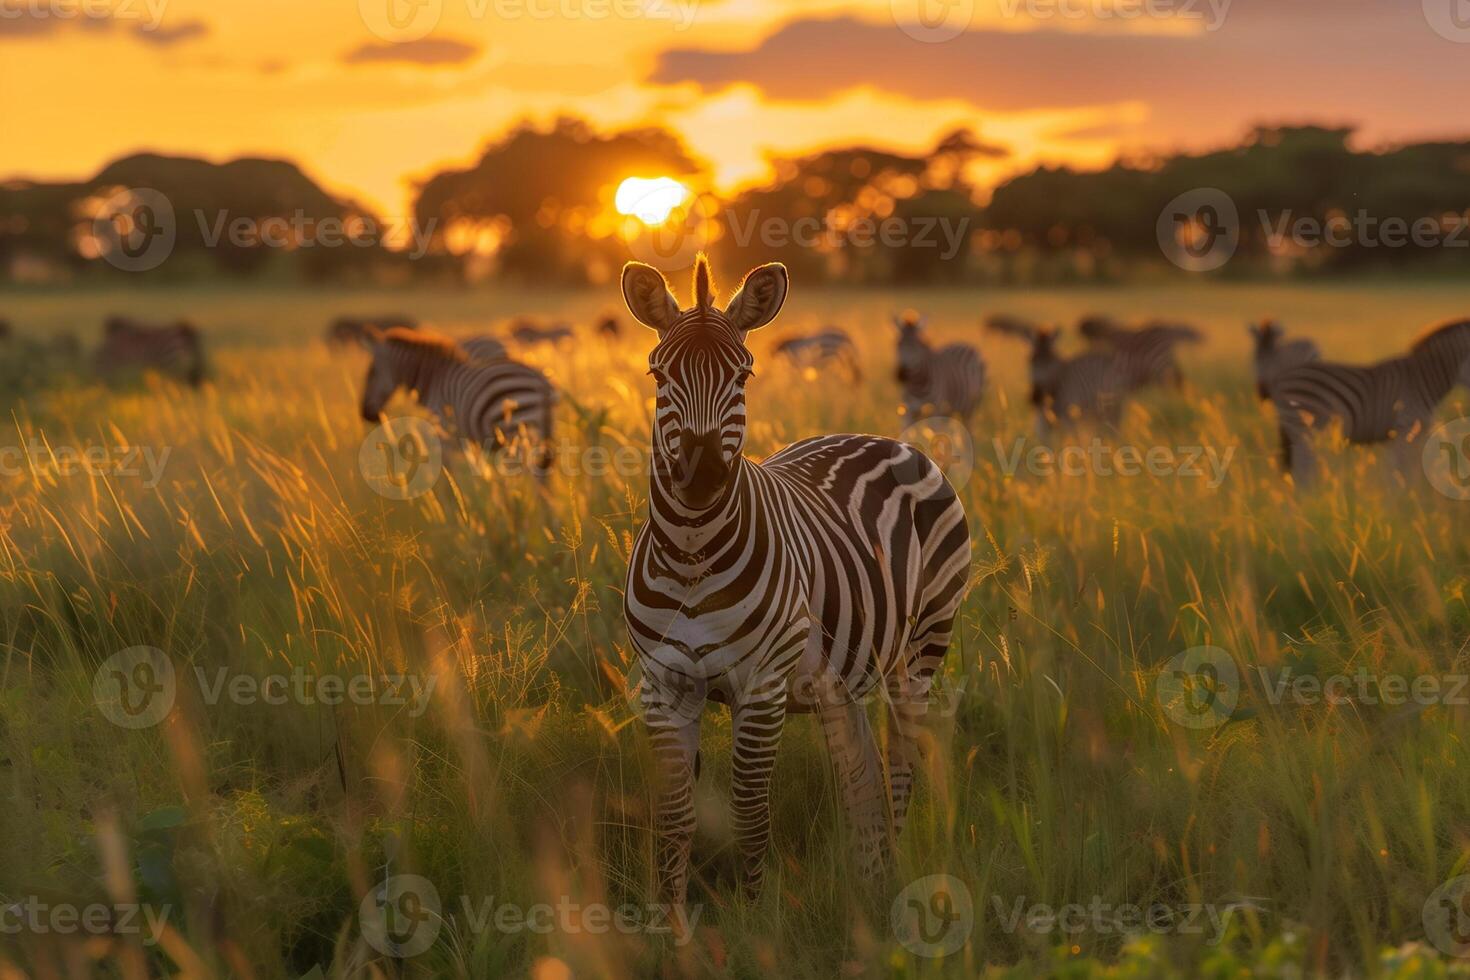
[1, 281, 1469, 977]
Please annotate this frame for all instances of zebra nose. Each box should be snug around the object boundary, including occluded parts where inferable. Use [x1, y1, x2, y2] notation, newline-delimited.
[674, 427, 728, 489]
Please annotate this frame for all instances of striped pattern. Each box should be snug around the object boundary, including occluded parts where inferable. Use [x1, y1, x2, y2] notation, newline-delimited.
[1028, 326, 1127, 433]
[94, 316, 206, 387]
[1079, 315, 1202, 391]
[459, 335, 509, 362]
[1250, 319, 1320, 399]
[623, 258, 971, 905]
[895, 314, 986, 420]
[1268, 319, 1470, 483]
[774, 327, 862, 380]
[360, 328, 555, 465]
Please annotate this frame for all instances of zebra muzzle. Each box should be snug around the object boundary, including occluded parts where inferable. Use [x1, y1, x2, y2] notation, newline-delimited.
[673, 427, 729, 499]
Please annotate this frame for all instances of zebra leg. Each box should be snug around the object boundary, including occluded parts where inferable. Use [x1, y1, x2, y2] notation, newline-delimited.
[645, 709, 701, 909]
[730, 693, 788, 898]
[816, 692, 893, 879]
[883, 668, 928, 841]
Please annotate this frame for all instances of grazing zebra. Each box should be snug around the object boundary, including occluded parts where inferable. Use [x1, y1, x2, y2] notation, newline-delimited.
[326, 314, 417, 347]
[622, 257, 971, 906]
[509, 318, 575, 346]
[1249, 319, 1320, 399]
[95, 316, 206, 387]
[774, 326, 862, 381]
[459, 335, 509, 362]
[1267, 319, 1470, 484]
[360, 328, 555, 469]
[1025, 325, 1128, 434]
[1078, 315, 1202, 390]
[894, 313, 986, 421]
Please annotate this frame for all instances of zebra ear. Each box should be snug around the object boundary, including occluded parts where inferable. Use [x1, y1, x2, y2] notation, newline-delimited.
[723, 263, 788, 334]
[622, 262, 681, 334]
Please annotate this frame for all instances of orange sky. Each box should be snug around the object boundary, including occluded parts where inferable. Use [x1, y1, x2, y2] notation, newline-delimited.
[3, 0, 1468, 216]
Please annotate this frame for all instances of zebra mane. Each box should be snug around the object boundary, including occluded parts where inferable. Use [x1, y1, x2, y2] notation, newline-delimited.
[1410, 318, 1470, 354]
[693, 254, 713, 311]
[382, 327, 467, 362]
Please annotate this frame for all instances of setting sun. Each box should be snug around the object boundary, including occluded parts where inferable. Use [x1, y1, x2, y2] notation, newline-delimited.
[614, 176, 689, 225]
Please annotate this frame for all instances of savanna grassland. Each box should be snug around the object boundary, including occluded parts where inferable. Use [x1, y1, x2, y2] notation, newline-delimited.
[3, 279, 1470, 979]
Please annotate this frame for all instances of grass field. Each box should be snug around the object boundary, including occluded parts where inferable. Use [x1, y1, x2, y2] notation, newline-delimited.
[3, 279, 1470, 978]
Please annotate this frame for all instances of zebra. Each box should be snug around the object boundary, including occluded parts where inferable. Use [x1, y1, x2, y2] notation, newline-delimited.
[774, 326, 863, 381]
[1249, 319, 1320, 399]
[1266, 319, 1470, 484]
[1020, 325, 1128, 435]
[359, 327, 555, 470]
[621, 256, 972, 906]
[326, 314, 417, 347]
[1077, 315, 1202, 391]
[509, 318, 575, 346]
[95, 316, 206, 387]
[894, 313, 986, 421]
[458, 335, 509, 362]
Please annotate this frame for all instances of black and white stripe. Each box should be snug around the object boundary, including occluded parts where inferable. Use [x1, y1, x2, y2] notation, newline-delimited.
[95, 316, 206, 387]
[894, 314, 986, 420]
[359, 328, 555, 464]
[774, 327, 862, 380]
[1267, 319, 1470, 483]
[1249, 319, 1320, 399]
[459, 335, 509, 362]
[1078, 315, 1202, 391]
[1027, 326, 1128, 433]
[622, 258, 971, 905]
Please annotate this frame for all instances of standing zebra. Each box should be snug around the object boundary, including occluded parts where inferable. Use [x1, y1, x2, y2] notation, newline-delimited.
[1249, 319, 1320, 399]
[1023, 325, 1128, 435]
[359, 328, 555, 470]
[894, 313, 986, 421]
[458, 335, 509, 362]
[1267, 319, 1470, 484]
[1078, 315, 1202, 391]
[95, 316, 206, 387]
[774, 326, 863, 381]
[622, 258, 971, 906]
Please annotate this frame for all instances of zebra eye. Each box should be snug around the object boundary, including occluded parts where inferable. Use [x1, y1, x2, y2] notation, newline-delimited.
[736, 368, 754, 386]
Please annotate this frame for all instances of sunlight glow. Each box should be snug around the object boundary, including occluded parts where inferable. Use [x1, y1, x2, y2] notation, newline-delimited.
[614, 177, 689, 224]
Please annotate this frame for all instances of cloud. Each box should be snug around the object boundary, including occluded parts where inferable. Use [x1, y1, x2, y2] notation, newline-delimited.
[133, 19, 210, 46]
[342, 37, 480, 66]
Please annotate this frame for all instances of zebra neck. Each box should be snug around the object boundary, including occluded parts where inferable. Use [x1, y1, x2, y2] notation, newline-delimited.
[648, 455, 747, 557]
